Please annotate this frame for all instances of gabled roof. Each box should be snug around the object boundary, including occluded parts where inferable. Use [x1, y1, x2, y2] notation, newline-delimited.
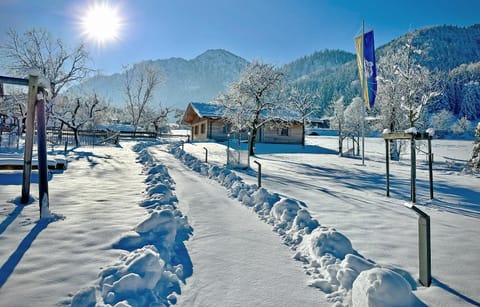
[182, 101, 303, 125]
[182, 102, 225, 125]
[190, 102, 225, 119]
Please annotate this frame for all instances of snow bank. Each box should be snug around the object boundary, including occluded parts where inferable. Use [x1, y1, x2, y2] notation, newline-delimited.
[72, 142, 192, 307]
[352, 268, 418, 307]
[171, 144, 420, 306]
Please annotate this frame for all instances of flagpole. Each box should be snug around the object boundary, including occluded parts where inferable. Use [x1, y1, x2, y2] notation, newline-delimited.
[361, 20, 366, 166]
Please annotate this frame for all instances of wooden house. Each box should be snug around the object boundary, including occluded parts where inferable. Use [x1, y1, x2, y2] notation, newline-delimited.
[181, 102, 303, 144]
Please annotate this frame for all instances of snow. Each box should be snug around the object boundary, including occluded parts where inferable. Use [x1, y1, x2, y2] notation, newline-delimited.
[173, 136, 480, 306]
[189, 102, 224, 119]
[0, 135, 479, 306]
[352, 268, 419, 307]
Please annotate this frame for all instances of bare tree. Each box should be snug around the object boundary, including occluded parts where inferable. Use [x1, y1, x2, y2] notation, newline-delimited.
[344, 97, 364, 156]
[0, 28, 91, 98]
[144, 103, 172, 135]
[51, 94, 106, 147]
[217, 61, 284, 155]
[0, 88, 28, 134]
[330, 96, 346, 156]
[123, 64, 162, 134]
[285, 86, 319, 146]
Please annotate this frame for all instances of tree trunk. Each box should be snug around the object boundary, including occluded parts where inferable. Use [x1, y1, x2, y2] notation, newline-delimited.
[301, 119, 305, 147]
[338, 122, 343, 156]
[249, 127, 257, 156]
[356, 135, 360, 156]
[73, 127, 80, 147]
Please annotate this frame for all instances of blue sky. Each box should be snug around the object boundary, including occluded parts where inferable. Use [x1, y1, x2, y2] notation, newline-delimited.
[0, 0, 478, 74]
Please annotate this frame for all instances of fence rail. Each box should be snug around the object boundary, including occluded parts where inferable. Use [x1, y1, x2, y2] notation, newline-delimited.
[0, 128, 186, 150]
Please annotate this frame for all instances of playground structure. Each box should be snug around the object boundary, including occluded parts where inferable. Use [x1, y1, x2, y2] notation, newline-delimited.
[383, 130, 434, 287]
[0, 74, 51, 217]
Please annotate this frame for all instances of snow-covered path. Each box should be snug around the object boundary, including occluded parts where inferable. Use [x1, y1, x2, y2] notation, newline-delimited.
[0, 145, 148, 306]
[149, 145, 327, 306]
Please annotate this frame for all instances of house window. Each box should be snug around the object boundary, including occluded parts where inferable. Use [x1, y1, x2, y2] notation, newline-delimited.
[194, 125, 199, 135]
[201, 123, 206, 134]
[279, 128, 289, 136]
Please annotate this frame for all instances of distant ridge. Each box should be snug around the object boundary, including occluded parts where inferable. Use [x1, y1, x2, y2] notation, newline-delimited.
[70, 24, 480, 120]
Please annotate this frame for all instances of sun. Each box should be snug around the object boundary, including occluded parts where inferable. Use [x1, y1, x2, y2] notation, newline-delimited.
[80, 2, 124, 45]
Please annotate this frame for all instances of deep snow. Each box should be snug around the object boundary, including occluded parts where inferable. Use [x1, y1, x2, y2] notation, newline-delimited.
[0, 135, 479, 306]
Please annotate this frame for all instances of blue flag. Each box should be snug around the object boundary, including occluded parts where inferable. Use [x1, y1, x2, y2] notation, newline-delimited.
[355, 30, 377, 109]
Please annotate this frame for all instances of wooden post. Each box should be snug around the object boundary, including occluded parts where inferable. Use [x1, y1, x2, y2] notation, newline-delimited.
[36, 97, 49, 215]
[385, 139, 390, 197]
[203, 147, 208, 163]
[21, 75, 38, 203]
[411, 136, 416, 203]
[428, 136, 434, 200]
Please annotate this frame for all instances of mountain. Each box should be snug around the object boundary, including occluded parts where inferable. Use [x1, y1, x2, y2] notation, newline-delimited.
[69, 49, 249, 109]
[376, 24, 480, 71]
[71, 24, 480, 120]
[284, 24, 480, 119]
[281, 49, 356, 82]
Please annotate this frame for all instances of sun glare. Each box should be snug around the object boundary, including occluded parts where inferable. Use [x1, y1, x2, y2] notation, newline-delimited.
[80, 2, 124, 46]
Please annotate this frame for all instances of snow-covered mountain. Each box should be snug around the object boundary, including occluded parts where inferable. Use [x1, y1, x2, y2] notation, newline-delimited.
[69, 49, 249, 109]
[71, 24, 480, 120]
[288, 24, 480, 119]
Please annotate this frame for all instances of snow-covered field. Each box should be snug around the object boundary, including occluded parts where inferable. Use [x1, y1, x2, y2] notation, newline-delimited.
[0, 135, 478, 306]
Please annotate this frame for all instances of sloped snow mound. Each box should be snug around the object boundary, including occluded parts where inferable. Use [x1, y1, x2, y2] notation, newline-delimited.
[72, 246, 181, 307]
[302, 226, 353, 260]
[271, 198, 301, 226]
[352, 268, 417, 307]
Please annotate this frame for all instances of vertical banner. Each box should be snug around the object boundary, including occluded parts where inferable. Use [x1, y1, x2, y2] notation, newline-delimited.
[355, 30, 377, 109]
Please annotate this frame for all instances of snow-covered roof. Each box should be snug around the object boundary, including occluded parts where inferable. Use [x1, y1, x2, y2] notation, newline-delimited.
[190, 102, 225, 119]
[183, 102, 301, 125]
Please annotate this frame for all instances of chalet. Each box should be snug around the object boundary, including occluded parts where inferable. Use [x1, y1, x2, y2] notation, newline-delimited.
[181, 102, 303, 144]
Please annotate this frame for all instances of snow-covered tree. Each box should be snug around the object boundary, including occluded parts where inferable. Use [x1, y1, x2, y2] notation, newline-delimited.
[429, 109, 455, 132]
[376, 39, 443, 160]
[468, 122, 480, 170]
[460, 81, 480, 120]
[217, 61, 284, 155]
[0, 28, 91, 98]
[377, 38, 443, 129]
[284, 86, 319, 146]
[123, 64, 162, 134]
[451, 116, 472, 135]
[51, 93, 107, 147]
[344, 97, 364, 156]
[330, 96, 346, 156]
